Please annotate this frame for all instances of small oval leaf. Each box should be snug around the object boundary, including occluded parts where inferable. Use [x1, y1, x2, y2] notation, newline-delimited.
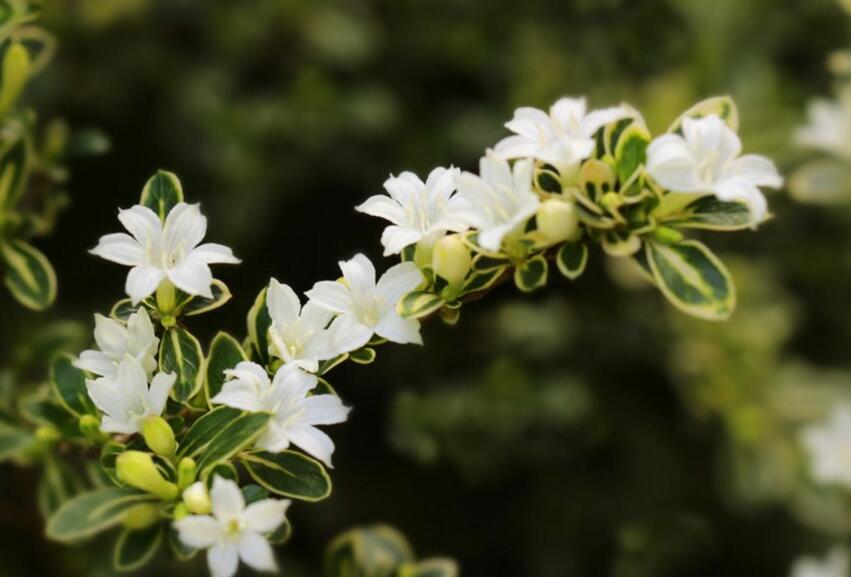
[242, 450, 332, 502]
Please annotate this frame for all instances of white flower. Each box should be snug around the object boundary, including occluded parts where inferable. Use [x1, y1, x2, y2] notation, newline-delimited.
[211, 362, 350, 467]
[454, 151, 539, 252]
[174, 476, 289, 577]
[494, 96, 630, 173]
[800, 404, 851, 488]
[85, 355, 175, 435]
[355, 167, 469, 255]
[796, 96, 851, 160]
[266, 278, 338, 373]
[646, 114, 782, 225]
[789, 547, 849, 577]
[74, 308, 159, 378]
[90, 202, 240, 304]
[305, 254, 423, 353]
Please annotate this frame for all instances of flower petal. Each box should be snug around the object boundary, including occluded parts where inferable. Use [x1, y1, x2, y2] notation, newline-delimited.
[126, 265, 165, 304]
[355, 194, 406, 225]
[207, 544, 239, 577]
[167, 254, 214, 298]
[267, 279, 301, 326]
[243, 499, 290, 534]
[300, 394, 351, 426]
[147, 372, 176, 415]
[305, 281, 352, 314]
[376, 261, 422, 305]
[286, 424, 336, 468]
[174, 515, 223, 549]
[375, 312, 422, 345]
[379, 225, 423, 256]
[89, 233, 144, 266]
[238, 532, 277, 573]
[74, 350, 116, 377]
[192, 243, 241, 264]
[164, 203, 207, 253]
[118, 205, 162, 247]
[210, 476, 245, 522]
[326, 314, 372, 356]
[93, 314, 127, 354]
[339, 254, 376, 298]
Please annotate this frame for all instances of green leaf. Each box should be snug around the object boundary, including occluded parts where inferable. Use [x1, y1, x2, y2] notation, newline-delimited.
[1, 239, 56, 310]
[662, 195, 753, 231]
[177, 280, 232, 317]
[318, 354, 348, 376]
[46, 487, 154, 543]
[556, 243, 588, 280]
[514, 255, 548, 293]
[242, 450, 332, 502]
[268, 518, 293, 545]
[139, 170, 184, 220]
[19, 392, 79, 437]
[195, 412, 272, 475]
[178, 406, 243, 459]
[667, 95, 739, 134]
[396, 290, 444, 320]
[51, 354, 96, 417]
[614, 123, 650, 186]
[159, 327, 204, 403]
[460, 266, 506, 296]
[645, 240, 736, 321]
[0, 128, 28, 209]
[37, 457, 86, 519]
[109, 298, 142, 322]
[113, 523, 164, 572]
[246, 287, 272, 364]
[0, 40, 30, 120]
[325, 525, 415, 577]
[205, 331, 247, 403]
[0, 420, 33, 462]
[399, 559, 460, 577]
[168, 526, 197, 561]
[601, 230, 641, 257]
[350, 347, 376, 365]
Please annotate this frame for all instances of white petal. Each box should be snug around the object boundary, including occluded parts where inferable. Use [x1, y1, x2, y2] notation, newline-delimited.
[89, 233, 144, 266]
[505, 106, 551, 139]
[383, 174, 420, 204]
[287, 424, 336, 467]
[210, 476, 245, 522]
[646, 134, 701, 192]
[300, 394, 351, 426]
[117, 205, 162, 247]
[267, 278, 301, 327]
[74, 350, 116, 377]
[355, 194, 406, 225]
[100, 415, 137, 435]
[211, 382, 265, 412]
[581, 106, 630, 137]
[326, 314, 372, 356]
[270, 364, 317, 402]
[174, 515, 224, 549]
[300, 301, 335, 331]
[126, 265, 165, 304]
[147, 372, 176, 415]
[243, 499, 290, 534]
[339, 254, 376, 298]
[714, 179, 767, 224]
[727, 154, 783, 188]
[380, 225, 423, 256]
[550, 97, 587, 127]
[493, 134, 541, 159]
[192, 243, 241, 264]
[167, 254, 214, 298]
[86, 377, 127, 420]
[164, 202, 207, 253]
[238, 532, 277, 573]
[207, 544, 239, 577]
[375, 312, 422, 345]
[376, 261, 422, 305]
[93, 314, 127, 354]
[305, 281, 352, 314]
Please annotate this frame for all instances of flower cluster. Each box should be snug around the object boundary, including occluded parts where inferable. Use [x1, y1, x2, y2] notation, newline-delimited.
[23, 93, 779, 577]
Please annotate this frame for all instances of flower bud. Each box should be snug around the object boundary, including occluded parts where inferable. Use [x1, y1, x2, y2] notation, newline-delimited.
[142, 416, 176, 457]
[78, 414, 106, 442]
[177, 457, 197, 490]
[35, 426, 60, 444]
[536, 198, 580, 243]
[432, 234, 471, 288]
[173, 502, 189, 521]
[122, 503, 160, 530]
[182, 481, 211, 515]
[116, 451, 178, 501]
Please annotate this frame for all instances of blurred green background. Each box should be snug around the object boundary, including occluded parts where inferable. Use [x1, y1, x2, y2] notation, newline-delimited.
[2, 0, 851, 575]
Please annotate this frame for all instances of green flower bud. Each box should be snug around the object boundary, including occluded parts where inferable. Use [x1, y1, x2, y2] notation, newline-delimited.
[651, 226, 684, 245]
[182, 481, 211, 515]
[432, 234, 471, 288]
[78, 414, 106, 442]
[35, 426, 60, 444]
[116, 451, 178, 501]
[142, 416, 176, 457]
[177, 457, 198, 490]
[122, 503, 160, 530]
[173, 502, 188, 521]
[536, 198, 580, 243]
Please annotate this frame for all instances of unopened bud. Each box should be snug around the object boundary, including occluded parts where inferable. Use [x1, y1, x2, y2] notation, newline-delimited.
[122, 503, 160, 530]
[142, 416, 176, 457]
[177, 457, 197, 490]
[651, 226, 684, 245]
[116, 451, 178, 501]
[536, 198, 580, 243]
[173, 502, 189, 521]
[78, 414, 106, 442]
[35, 426, 60, 444]
[432, 234, 471, 288]
[182, 481, 211, 515]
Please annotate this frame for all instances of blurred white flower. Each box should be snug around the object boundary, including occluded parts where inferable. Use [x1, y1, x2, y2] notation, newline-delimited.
[356, 167, 469, 255]
[85, 355, 175, 435]
[266, 278, 338, 373]
[174, 476, 290, 577]
[494, 96, 629, 173]
[796, 95, 851, 160]
[455, 151, 539, 252]
[789, 547, 849, 577]
[306, 254, 423, 353]
[646, 114, 782, 225]
[74, 308, 159, 378]
[211, 362, 350, 467]
[800, 404, 851, 488]
[90, 202, 240, 304]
